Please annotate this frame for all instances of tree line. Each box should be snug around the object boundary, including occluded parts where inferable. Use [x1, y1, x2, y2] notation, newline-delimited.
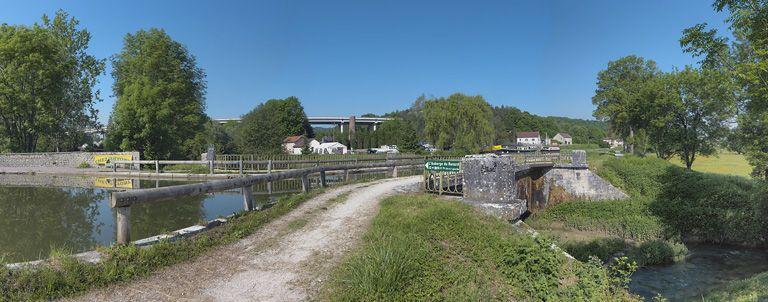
[593, 0, 768, 178]
[0, 10, 608, 159]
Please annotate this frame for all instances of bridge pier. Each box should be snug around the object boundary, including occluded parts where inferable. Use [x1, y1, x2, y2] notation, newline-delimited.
[462, 155, 527, 221]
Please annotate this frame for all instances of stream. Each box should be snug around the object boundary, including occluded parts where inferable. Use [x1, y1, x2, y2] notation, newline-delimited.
[629, 244, 768, 301]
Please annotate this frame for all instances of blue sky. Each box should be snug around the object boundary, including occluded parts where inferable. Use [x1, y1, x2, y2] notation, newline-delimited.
[1, 0, 730, 122]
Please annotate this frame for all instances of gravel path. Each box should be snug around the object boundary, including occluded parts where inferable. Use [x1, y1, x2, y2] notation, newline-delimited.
[65, 176, 421, 302]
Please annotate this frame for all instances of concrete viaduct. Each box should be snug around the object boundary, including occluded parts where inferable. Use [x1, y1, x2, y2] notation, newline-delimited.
[213, 116, 392, 133]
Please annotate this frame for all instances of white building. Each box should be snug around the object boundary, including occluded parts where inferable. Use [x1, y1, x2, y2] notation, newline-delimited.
[603, 138, 624, 149]
[516, 131, 541, 145]
[553, 133, 573, 145]
[313, 142, 348, 154]
[283, 136, 320, 155]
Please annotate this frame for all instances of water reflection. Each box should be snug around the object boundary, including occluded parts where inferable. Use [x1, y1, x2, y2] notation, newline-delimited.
[0, 177, 288, 263]
[629, 244, 768, 301]
[0, 170, 397, 263]
[0, 187, 103, 262]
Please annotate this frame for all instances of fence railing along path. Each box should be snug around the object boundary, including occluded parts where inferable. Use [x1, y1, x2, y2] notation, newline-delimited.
[113, 154, 425, 175]
[109, 159, 424, 244]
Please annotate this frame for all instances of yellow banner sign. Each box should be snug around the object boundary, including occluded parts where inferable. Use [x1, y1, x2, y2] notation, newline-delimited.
[93, 154, 133, 166]
[94, 178, 134, 189]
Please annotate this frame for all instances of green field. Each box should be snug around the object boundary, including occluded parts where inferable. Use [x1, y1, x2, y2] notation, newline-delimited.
[666, 151, 752, 178]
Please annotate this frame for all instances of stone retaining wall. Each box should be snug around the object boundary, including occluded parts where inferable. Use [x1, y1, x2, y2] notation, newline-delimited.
[0, 151, 139, 168]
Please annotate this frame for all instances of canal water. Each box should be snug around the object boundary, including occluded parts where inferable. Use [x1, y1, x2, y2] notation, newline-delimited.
[629, 244, 768, 301]
[0, 176, 290, 263]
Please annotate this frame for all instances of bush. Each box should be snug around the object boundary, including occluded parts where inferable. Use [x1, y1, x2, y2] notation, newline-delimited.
[77, 162, 90, 169]
[652, 167, 766, 245]
[562, 237, 628, 262]
[626, 240, 688, 266]
[592, 156, 768, 246]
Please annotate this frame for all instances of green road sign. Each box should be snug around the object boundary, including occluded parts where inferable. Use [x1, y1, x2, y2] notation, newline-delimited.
[425, 160, 461, 172]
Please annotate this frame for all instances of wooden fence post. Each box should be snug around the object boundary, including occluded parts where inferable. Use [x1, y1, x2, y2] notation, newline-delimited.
[114, 191, 131, 244]
[344, 169, 349, 182]
[155, 160, 160, 174]
[242, 185, 254, 211]
[320, 171, 327, 187]
[301, 174, 311, 193]
[239, 159, 244, 175]
[267, 159, 273, 194]
[392, 166, 398, 178]
[209, 160, 214, 175]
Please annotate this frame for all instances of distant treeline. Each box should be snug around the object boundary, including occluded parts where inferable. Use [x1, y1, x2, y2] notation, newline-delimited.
[382, 95, 609, 146]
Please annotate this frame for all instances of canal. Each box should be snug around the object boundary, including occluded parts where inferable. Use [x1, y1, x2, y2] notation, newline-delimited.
[0, 171, 394, 263]
[629, 244, 768, 301]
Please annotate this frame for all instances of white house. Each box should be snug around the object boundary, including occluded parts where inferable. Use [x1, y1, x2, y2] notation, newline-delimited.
[516, 131, 541, 145]
[283, 136, 320, 155]
[313, 142, 348, 154]
[553, 133, 573, 145]
[603, 138, 624, 149]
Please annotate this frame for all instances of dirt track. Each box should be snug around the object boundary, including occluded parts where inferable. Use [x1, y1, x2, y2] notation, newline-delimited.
[65, 176, 421, 302]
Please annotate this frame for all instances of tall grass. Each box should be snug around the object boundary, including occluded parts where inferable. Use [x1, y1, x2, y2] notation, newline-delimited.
[323, 194, 639, 301]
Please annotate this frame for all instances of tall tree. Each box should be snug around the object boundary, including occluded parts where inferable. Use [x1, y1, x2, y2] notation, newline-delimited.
[0, 11, 104, 152]
[423, 93, 494, 152]
[235, 97, 313, 154]
[106, 28, 207, 159]
[682, 0, 768, 177]
[374, 119, 419, 151]
[592, 55, 661, 154]
[661, 67, 737, 168]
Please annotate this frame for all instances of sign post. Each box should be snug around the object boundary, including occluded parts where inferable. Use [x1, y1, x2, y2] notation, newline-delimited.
[424, 160, 461, 172]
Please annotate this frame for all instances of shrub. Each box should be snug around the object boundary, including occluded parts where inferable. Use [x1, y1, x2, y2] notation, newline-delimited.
[562, 238, 627, 262]
[77, 162, 90, 169]
[626, 240, 688, 266]
[653, 167, 766, 245]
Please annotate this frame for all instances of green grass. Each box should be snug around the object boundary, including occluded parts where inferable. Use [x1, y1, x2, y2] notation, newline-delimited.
[162, 164, 210, 174]
[322, 194, 639, 301]
[529, 154, 768, 268]
[665, 151, 751, 178]
[701, 271, 768, 301]
[0, 190, 322, 301]
[528, 198, 665, 242]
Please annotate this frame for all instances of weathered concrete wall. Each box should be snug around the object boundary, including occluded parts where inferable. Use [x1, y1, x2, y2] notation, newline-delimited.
[462, 154, 527, 221]
[523, 168, 628, 211]
[0, 174, 141, 189]
[0, 151, 139, 168]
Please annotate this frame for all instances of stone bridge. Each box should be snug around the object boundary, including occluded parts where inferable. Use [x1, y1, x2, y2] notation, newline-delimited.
[458, 150, 627, 221]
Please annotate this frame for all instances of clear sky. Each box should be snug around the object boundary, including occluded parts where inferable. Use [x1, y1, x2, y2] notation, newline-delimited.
[1, 0, 731, 122]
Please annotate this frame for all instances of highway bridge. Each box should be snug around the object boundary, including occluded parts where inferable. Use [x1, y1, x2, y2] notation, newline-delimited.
[213, 116, 393, 132]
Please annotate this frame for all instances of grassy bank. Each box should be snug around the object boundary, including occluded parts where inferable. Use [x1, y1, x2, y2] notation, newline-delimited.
[702, 271, 768, 302]
[323, 194, 639, 301]
[528, 154, 768, 298]
[534, 155, 768, 246]
[0, 190, 322, 301]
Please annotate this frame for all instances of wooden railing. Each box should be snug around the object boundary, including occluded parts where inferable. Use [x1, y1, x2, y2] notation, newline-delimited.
[109, 159, 424, 244]
[113, 155, 426, 175]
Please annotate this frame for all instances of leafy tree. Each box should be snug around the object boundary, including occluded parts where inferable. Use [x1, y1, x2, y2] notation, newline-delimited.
[235, 97, 313, 154]
[592, 56, 661, 154]
[0, 11, 104, 152]
[682, 1, 768, 177]
[659, 68, 737, 168]
[106, 28, 207, 159]
[186, 119, 238, 158]
[423, 93, 494, 152]
[374, 119, 419, 151]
